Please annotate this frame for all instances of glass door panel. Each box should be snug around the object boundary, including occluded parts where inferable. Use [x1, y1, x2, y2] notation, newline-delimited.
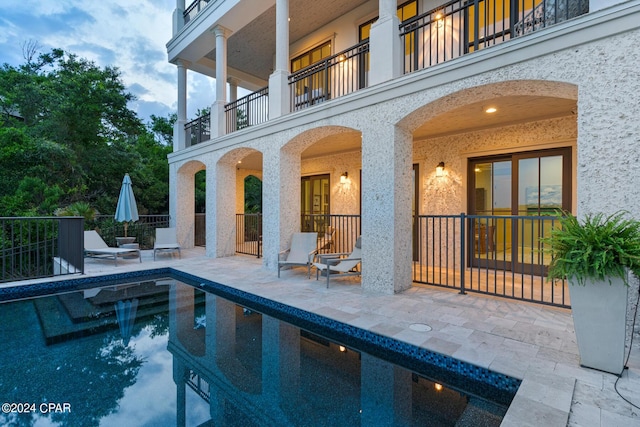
[514, 153, 566, 273]
[301, 174, 330, 232]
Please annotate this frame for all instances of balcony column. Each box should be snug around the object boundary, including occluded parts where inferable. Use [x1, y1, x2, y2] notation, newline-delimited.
[173, 59, 188, 151]
[262, 146, 300, 271]
[369, 0, 402, 85]
[211, 26, 231, 138]
[228, 77, 239, 102]
[268, 0, 290, 119]
[173, 0, 185, 35]
[361, 125, 413, 294]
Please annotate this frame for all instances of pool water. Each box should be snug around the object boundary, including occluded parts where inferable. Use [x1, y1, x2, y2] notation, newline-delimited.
[0, 271, 519, 426]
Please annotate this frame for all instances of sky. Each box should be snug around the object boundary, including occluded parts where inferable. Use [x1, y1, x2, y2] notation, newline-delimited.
[0, 0, 215, 124]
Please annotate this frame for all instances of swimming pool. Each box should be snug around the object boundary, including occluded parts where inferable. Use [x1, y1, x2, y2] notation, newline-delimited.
[0, 269, 520, 426]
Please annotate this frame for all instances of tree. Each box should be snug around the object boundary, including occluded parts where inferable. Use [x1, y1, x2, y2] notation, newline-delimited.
[0, 48, 172, 216]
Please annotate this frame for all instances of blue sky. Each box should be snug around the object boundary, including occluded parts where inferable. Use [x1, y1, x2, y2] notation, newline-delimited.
[0, 0, 215, 124]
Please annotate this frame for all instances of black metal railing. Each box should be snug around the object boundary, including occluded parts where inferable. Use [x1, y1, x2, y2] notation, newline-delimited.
[225, 86, 269, 133]
[236, 214, 262, 258]
[0, 216, 85, 283]
[185, 113, 211, 147]
[90, 215, 171, 250]
[301, 214, 361, 254]
[413, 213, 569, 308]
[289, 41, 369, 112]
[183, 0, 211, 24]
[401, 0, 588, 73]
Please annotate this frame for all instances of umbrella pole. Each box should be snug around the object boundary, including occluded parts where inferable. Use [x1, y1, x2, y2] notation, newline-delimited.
[124, 222, 128, 238]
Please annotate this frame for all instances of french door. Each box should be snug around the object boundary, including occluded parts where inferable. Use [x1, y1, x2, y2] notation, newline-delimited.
[468, 148, 571, 274]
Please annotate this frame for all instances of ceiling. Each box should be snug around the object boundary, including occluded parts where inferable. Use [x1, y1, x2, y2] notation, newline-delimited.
[207, 0, 370, 84]
[237, 95, 576, 171]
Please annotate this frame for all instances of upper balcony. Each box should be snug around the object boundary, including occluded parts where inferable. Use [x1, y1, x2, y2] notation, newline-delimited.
[171, 0, 589, 149]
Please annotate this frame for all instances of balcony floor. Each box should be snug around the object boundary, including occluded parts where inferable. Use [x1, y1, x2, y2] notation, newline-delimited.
[8, 247, 640, 426]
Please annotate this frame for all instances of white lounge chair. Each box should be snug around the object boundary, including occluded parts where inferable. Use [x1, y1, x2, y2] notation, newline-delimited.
[278, 232, 319, 278]
[84, 230, 141, 266]
[313, 236, 362, 288]
[153, 227, 181, 260]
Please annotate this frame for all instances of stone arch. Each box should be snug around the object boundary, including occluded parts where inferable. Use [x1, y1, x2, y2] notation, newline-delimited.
[210, 147, 263, 258]
[397, 80, 578, 133]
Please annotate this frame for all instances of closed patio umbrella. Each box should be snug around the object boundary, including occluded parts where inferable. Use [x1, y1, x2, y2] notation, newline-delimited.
[114, 173, 139, 237]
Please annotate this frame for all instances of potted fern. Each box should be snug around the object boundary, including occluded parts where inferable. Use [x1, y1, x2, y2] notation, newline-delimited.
[545, 211, 640, 374]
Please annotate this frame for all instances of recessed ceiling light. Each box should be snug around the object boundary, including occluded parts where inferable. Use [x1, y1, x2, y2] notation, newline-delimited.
[485, 106, 497, 114]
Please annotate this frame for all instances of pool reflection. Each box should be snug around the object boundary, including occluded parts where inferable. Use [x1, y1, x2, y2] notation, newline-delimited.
[169, 282, 505, 426]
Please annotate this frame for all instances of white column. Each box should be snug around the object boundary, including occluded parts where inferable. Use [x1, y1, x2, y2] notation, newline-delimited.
[211, 26, 231, 137]
[369, 0, 402, 85]
[173, 0, 186, 35]
[268, 0, 290, 118]
[361, 124, 413, 293]
[173, 59, 187, 151]
[228, 77, 239, 102]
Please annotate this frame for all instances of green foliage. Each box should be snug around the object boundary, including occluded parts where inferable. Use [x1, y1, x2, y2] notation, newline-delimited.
[244, 175, 262, 213]
[0, 48, 173, 216]
[545, 211, 640, 286]
[54, 201, 99, 221]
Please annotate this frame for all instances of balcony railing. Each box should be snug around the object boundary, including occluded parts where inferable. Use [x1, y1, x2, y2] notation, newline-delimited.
[401, 0, 588, 74]
[289, 41, 369, 112]
[185, 113, 210, 147]
[0, 216, 84, 283]
[225, 86, 269, 133]
[184, 0, 211, 24]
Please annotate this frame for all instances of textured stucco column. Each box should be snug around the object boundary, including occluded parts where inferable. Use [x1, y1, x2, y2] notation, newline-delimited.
[212, 26, 231, 137]
[369, 0, 402, 85]
[361, 124, 413, 294]
[173, 60, 187, 151]
[207, 158, 237, 257]
[268, 0, 290, 118]
[576, 41, 640, 218]
[262, 146, 301, 271]
[173, 163, 197, 249]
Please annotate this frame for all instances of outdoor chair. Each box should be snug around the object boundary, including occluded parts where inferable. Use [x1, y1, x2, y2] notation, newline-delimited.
[313, 236, 362, 288]
[153, 227, 181, 260]
[317, 226, 335, 253]
[278, 232, 319, 278]
[84, 230, 141, 266]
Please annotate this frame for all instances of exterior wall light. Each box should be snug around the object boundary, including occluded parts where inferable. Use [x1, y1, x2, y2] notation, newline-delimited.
[340, 172, 349, 184]
[436, 162, 445, 177]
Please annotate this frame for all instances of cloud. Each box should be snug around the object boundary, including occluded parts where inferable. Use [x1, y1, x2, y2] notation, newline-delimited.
[0, 0, 179, 122]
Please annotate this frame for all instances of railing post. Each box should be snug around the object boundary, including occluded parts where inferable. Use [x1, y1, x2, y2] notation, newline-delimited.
[459, 212, 466, 294]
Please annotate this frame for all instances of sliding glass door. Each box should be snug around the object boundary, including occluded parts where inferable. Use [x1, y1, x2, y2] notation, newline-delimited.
[469, 148, 571, 273]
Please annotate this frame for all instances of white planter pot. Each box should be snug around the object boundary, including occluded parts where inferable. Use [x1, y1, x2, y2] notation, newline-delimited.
[569, 276, 628, 374]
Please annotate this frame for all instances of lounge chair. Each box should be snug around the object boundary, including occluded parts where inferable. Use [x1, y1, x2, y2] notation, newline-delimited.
[313, 236, 362, 288]
[153, 227, 181, 260]
[278, 232, 319, 278]
[317, 226, 335, 253]
[84, 230, 141, 266]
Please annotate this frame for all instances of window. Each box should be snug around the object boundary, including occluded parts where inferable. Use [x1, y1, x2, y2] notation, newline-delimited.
[301, 174, 331, 232]
[358, 0, 418, 42]
[291, 41, 332, 107]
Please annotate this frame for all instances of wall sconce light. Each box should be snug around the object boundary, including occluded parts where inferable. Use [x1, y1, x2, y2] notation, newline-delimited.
[340, 172, 349, 184]
[434, 383, 444, 391]
[436, 162, 445, 177]
[339, 345, 347, 353]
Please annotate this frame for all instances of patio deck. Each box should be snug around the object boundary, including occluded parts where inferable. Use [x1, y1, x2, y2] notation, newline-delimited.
[10, 248, 640, 426]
